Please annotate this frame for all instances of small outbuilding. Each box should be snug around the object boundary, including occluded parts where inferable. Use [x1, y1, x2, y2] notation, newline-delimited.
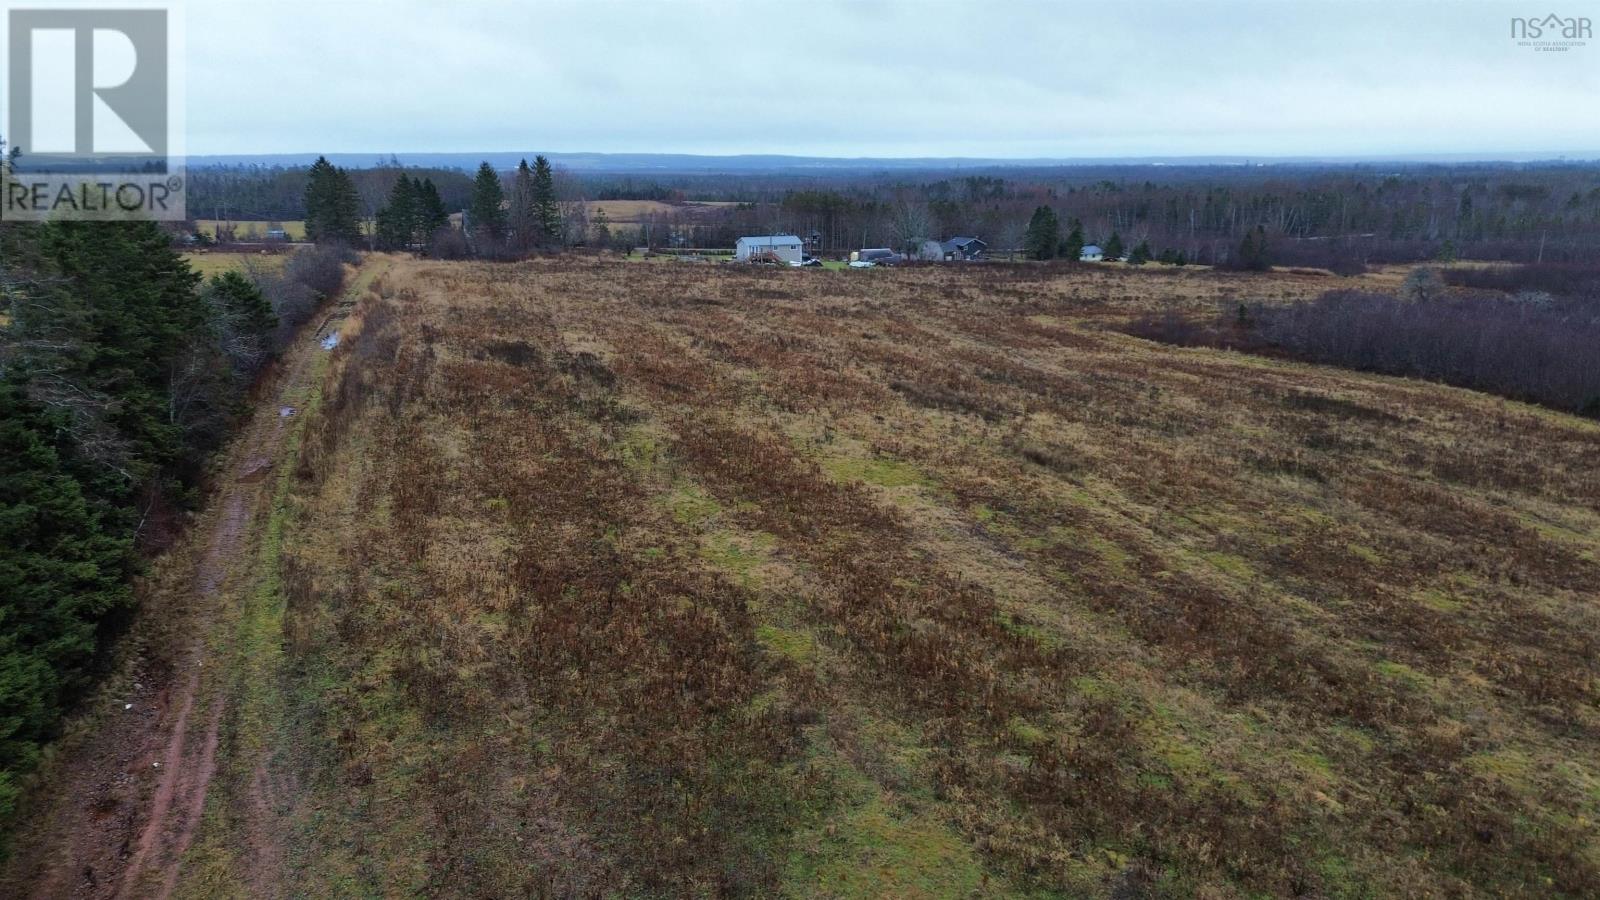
[941, 236, 987, 260]
[735, 234, 805, 264]
[1080, 244, 1104, 262]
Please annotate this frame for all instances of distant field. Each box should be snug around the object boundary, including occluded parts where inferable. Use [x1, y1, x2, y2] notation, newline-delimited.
[183, 251, 289, 277]
[585, 199, 741, 222]
[193, 219, 379, 240]
[261, 258, 1600, 897]
[195, 219, 308, 241]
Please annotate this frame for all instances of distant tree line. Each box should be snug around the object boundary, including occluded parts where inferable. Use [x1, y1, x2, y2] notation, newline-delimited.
[187, 161, 473, 228]
[192, 159, 1600, 265]
[283, 155, 579, 260]
[565, 163, 1600, 266]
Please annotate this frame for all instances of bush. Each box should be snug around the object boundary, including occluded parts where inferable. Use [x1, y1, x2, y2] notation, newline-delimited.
[249, 244, 354, 350]
[1442, 263, 1600, 297]
[1261, 291, 1597, 415]
[427, 227, 470, 260]
[283, 243, 352, 298]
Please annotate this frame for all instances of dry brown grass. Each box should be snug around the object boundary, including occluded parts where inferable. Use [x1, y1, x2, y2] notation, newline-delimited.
[277, 257, 1600, 897]
[584, 199, 742, 226]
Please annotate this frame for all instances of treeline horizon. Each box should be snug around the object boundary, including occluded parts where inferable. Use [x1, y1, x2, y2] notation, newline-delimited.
[185, 159, 1600, 267]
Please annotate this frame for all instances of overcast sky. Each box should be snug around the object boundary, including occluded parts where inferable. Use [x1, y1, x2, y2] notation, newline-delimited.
[184, 0, 1600, 158]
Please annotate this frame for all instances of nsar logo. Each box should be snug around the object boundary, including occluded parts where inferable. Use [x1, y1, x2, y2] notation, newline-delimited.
[1510, 13, 1592, 51]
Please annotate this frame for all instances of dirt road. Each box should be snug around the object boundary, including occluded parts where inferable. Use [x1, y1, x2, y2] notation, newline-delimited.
[0, 261, 378, 900]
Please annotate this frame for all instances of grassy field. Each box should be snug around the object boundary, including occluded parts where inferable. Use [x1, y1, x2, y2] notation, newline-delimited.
[262, 257, 1600, 897]
[586, 199, 743, 222]
[182, 251, 290, 277]
[195, 219, 308, 241]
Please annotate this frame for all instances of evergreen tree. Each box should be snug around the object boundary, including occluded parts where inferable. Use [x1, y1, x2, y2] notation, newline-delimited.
[1235, 225, 1271, 271]
[532, 156, 561, 247]
[416, 178, 449, 236]
[0, 382, 134, 818]
[202, 272, 277, 378]
[1103, 231, 1125, 261]
[1128, 241, 1152, 265]
[468, 162, 507, 247]
[1174, 250, 1188, 267]
[508, 160, 538, 252]
[206, 271, 276, 338]
[1061, 220, 1085, 262]
[7, 221, 209, 505]
[375, 175, 419, 250]
[0, 219, 240, 817]
[1023, 206, 1060, 260]
[304, 156, 362, 245]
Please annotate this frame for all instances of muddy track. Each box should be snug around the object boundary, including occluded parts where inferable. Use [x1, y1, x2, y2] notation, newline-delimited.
[1, 261, 376, 900]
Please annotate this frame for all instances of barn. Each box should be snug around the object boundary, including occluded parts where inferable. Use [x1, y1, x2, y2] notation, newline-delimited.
[735, 234, 805, 264]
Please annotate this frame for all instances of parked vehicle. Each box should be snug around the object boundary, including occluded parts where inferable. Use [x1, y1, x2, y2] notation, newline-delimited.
[850, 248, 901, 268]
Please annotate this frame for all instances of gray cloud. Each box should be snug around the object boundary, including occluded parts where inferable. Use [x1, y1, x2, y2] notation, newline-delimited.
[185, 0, 1600, 157]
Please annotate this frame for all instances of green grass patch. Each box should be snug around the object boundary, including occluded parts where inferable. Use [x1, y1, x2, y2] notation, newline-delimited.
[702, 528, 777, 584]
[666, 485, 721, 526]
[756, 624, 818, 665]
[1198, 550, 1254, 580]
[820, 454, 930, 490]
[783, 762, 986, 899]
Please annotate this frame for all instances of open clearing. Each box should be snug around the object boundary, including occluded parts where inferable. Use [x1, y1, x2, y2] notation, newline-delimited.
[182, 251, 290, 277]
[585, 199, 744, 223]
[195, 220, 308, 241]
[9, 257, 1599, 897]
[277, 259, 1599, 896]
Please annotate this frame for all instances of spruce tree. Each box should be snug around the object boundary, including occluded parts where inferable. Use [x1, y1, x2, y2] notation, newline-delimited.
[1128, 241, 1152, 265]
[1236, 225, 1270, 271]
[10, 221, 208, 504]
[468, 162, 507, 247]
[416, 178, 449, 236]
[304, 156, 362, 245]
[375, 175, 419, 250]
[1062, 220, 1085, 262]
[1104, 231, 1125, 261]
[1023, 206, 1060, 260]
[508, 160, 538, 252]
[532, 156, 561, 247]
[205, 271, 277, 340]
[0, 381, 134, 818]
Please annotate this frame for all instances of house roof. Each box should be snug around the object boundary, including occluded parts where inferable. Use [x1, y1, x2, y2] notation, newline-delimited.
[737, 234, 802, 245]
[940, 236, 986, 252]
[1081, 245, 1104, 254]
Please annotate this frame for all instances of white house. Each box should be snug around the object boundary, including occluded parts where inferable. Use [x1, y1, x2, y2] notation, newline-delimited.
[1080, 244, 1104, 262]
[735, 234, 804, 264]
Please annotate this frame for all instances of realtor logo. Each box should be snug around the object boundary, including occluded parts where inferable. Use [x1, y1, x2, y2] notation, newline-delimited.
[1510, 13, 1592, 51]
[2, 3, 185, 220]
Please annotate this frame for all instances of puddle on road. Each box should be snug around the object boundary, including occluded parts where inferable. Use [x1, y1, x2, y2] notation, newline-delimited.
[320, 333, 340, 350]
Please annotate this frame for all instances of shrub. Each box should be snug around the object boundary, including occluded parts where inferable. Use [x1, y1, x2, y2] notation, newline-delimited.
[1442, 263, 1600, 297]
[1398, 267, 1446, 303]
[1253, 291, 1596, 415]
[248, 244, 354, 350]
